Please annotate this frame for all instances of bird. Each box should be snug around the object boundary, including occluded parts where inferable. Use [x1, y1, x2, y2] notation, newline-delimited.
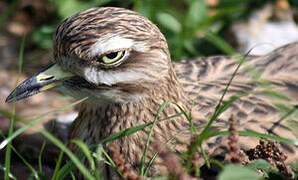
[6, 7, 298, 179]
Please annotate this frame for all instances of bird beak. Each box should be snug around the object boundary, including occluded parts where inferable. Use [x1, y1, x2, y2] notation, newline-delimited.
[5, 63, 74, 103]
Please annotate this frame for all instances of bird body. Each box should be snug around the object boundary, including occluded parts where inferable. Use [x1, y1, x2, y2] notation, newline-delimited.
[6, 7, 298, 179]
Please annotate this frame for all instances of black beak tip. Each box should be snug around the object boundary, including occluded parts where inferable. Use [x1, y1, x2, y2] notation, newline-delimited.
[5, 98, 10, 103]
[5, 92, 15, 103]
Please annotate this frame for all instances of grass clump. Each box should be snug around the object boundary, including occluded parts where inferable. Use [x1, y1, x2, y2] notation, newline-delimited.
[1, 46, 297, 179]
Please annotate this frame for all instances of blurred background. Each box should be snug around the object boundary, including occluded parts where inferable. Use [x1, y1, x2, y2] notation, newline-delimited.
[0, 0, 297, 178]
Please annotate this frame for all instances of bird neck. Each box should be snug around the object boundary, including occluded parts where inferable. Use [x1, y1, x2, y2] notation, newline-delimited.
[69, 69, 190, 148]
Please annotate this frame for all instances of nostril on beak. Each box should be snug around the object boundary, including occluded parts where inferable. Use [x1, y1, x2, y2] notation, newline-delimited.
[39, 76, 55, 81]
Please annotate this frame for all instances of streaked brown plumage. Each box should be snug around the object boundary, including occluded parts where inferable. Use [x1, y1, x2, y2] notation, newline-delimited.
[6, 7, 298, 179]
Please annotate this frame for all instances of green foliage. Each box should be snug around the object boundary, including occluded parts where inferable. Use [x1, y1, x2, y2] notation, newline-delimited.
[247, 159, 277, 178]
[291, 162, 298, 179]
[218, 164, 261, 180]
[53, 0, 112, 20]
[0, 0, 18, 29]
[156, 13, 181, 34]
[32, 25, 56, 49]
[27, 0, 288, 59]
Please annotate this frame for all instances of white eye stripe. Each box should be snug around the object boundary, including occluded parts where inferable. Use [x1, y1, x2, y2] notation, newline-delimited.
[84, 67, 148, 86]
[88, 33, 148, 57]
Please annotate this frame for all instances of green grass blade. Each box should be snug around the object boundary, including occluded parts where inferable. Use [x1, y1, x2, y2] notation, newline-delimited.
[260, 90, 291, 101]
[238, 131, 298, 146]
[56, 161, 75, 180]
[0, 164, 17, 180]
[185, 52, 247, 170]
[200, 144, 209, 168]
[203, 54, 246, 134]
[144, 152, 158, 177]
[38, 134, 48, 174]
[100, 122, 152, 144]
[93, 144, 117, 179]
[185, 96, 239, 170]
[8, 144, 39, 179]
[51, 150, 65, 180]
[5, 34, 25, 180]
[96, 101, 188, 176]
[210, 130, 298, 146]
[0, 97, 87, 150]
[214, 96, 240, 118]
[0, 108, 28, 123]
[41, 130, 94, 180]
[71, 139, 95, 172]
[185, 0, 207, 30]
[204, 32, 237, 55]
[70, 171, 75, 180]
[140, 101, 171, 176]
[156, 12, 181, 33]
[96, 144, 116, 167]
[171, 102, 195, 136]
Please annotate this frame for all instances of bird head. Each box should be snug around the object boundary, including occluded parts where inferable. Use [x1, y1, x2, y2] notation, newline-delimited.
[6, 7, 173, 105]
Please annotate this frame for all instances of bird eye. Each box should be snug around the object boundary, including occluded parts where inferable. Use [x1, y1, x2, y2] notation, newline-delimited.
[99, 50, 126, 66]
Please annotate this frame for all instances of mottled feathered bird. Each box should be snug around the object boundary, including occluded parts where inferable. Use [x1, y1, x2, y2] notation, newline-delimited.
[6, 7, 298, 178]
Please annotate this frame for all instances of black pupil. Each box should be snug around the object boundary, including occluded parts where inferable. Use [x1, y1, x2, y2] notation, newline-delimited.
[106, 52, 119, 59]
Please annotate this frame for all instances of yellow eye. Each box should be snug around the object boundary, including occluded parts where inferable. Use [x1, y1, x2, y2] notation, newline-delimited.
[99, 50, 126, 66]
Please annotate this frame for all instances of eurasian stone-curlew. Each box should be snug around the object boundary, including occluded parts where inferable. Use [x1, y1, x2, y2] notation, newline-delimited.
[6, 7, 298, 178]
